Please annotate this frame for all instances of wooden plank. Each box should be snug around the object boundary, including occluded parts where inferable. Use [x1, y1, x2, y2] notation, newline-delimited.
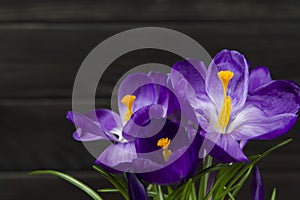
[0, 22, 299, 98]
[0, 0, 298, 22]
[0, 101, 299, 171]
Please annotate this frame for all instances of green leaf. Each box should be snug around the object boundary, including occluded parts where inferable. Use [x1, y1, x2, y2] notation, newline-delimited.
[191, 182, 197, 200]
[198, 155, 213, 199]
[261, 139, 292, 158]
[227, 192, 235, 200]
[205, 162, 245, 200]
[166, 139, 292, 200]
[92, 165, 129, 200]
[147, 191, 168, 199]
[210, 139, 292, 200]
[217, 184, 240, 200]
[167, 186, 173, 195]
[231, 165, 254, 196]
[270, 188, 277, 200]
[182, 179, 193, 200]
[97, 188, 119, 193]
[166, 163, 229, 200]
[157, 185, 165, 200]
[29, 170, 103, 200]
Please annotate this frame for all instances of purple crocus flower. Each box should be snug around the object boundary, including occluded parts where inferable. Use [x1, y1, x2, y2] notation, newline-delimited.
[171, 49, 300, 162]
[127, 173, 148, 200]
[67, 71, 202, 184]
[251, 166, 264, 200]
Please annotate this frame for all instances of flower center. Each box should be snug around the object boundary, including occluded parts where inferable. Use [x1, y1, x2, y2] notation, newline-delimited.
[121, 95, 136, 122]
[157, 137, 172, 161]
[217, 70, 234, 132]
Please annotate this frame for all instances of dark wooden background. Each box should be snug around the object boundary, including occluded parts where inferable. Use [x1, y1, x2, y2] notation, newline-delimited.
[0, 0, 299, 199]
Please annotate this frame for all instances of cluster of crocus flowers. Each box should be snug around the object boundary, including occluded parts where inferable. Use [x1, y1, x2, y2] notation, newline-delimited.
[67, 49, 300, 198]
[67, 71, 202, 185]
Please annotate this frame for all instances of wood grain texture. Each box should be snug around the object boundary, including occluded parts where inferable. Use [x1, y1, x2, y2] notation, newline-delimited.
[0, 0, 298, 22]
[0, 22, 298, 98]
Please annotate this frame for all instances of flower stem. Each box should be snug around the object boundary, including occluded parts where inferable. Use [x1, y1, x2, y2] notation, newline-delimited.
[157, 185, 164, 200]
[198, 155, 213, 200]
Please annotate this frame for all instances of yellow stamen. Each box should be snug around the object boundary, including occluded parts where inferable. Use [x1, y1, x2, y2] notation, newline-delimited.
[157, 138, 172, 161]
[217, 70, 234, 132]
[121, 95, 136, 122]
[218, 70, 234, 98]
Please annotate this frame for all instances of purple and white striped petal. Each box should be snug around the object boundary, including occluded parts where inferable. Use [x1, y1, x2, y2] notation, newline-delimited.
[66, 110, 120, 142]
[206, 50, 249, 115]
[229, 105, 297, 140]
[95, 142, 137, 173]
[202, 131, 248, 163]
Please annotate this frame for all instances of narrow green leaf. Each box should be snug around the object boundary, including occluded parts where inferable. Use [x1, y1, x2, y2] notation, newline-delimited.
[261, 139, 292, 158]
[198, 156, 213, 200]
[147, 191, 168, 198]
[97, 188, 119, 193]
[191, 182, 197, 200]
[166, 183, 184, 200]
[167, 186, 173, 195]
[29, 170, 103, 200]
[147, 184, 154, 191]
[215, 166, 252, 200]
[231, 165, 254, 196]
[228, 192, 235, 200]
[270, 188, 277, 200]
[213, 139, 291, 200]
[166, 163, 229, 200]
[92, 165, 129, 200]
[157, 185, 165, 200]
[216, 184, 240, 200]
[182, 179, 193, 200]
[204, 162, 245, 200]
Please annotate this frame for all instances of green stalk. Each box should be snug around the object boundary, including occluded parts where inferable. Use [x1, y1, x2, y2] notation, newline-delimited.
[157, 185, 165, 200]
[198, 155, 213, 199]
[270, 188, 277, 200]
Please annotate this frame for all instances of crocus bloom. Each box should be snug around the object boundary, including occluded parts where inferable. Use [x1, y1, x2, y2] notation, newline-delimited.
[251, 166, 264, 200]
[127, 173, 148, 200]
[171, 49, 300, 162]
[67, 71, 202, 184]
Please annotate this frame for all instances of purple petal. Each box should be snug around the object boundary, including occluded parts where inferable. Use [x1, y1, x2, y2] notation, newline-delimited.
[127, 173, 148, 200]
[118, 73, 155, 124]
[239, 140, 248, 149]
[170, 59, 207, 123]
[66, 111, 108, 141]
[95, 142, 137, 173]
[248, 80, 300, 115]
[206, 50, 249, 115]
[135, 133, 202, 185]
[251, 167, 264, 200]
[203, 131, 248, 163]
[122, 104, 167, 140]
[229, 104, 298, 140]
[132, 83, 158, 113]
[86, 109, 123, 134]
[171, 58, 207, 95]
[148, 71, 169, 86]
[249, 66, 272, 92]
[134, 120, 191, 166]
